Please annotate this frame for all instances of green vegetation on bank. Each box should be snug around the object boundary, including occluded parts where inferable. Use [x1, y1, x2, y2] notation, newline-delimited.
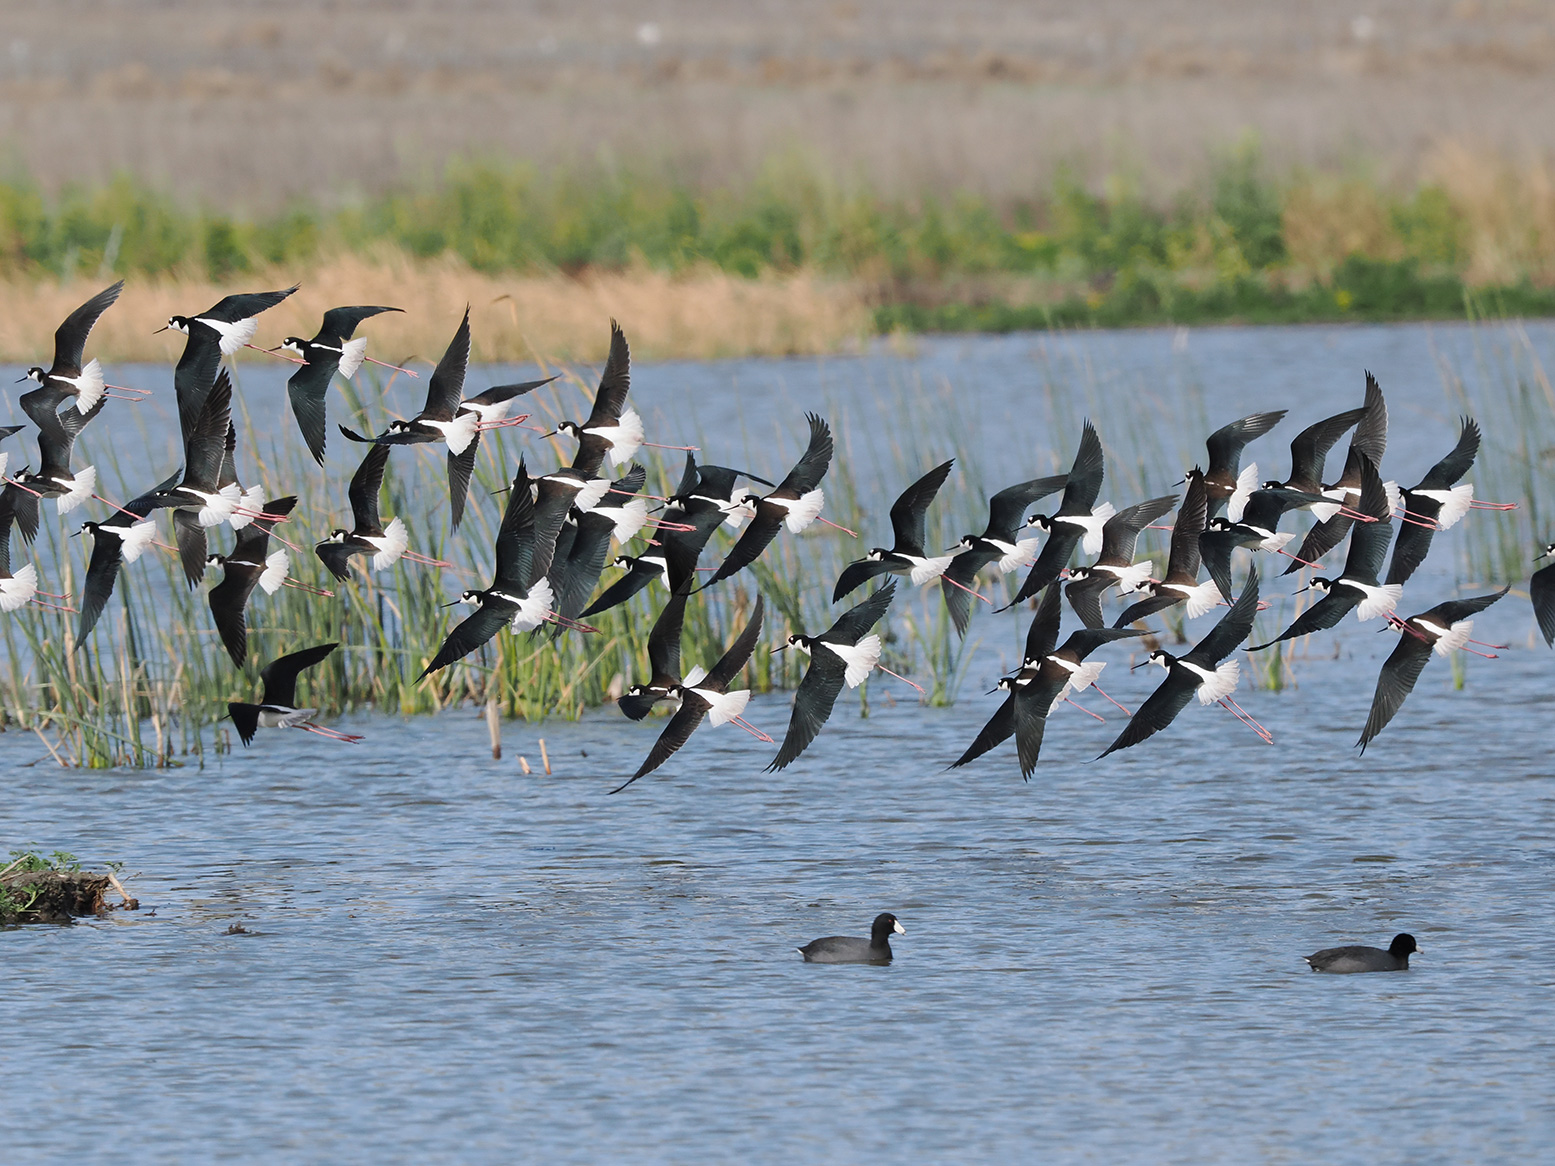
[1, 147, 1553, 330]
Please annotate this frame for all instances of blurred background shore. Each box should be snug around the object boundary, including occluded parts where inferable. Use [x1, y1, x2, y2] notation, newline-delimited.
[3, 0, 1554, 358]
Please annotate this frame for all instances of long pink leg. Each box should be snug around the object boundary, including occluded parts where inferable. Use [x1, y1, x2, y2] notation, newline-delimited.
[474, 413, 533, 431]
[1064, 697, 1106, 722]
[401, 550, 453, 568]
[249, 344, 306, 364]
[282, 579, 335, 597]
[545, 610, 600, 634]
[814, 516, 858, 537]
[729, 715, 774, 742]
[1275, 547, 1324, 568]
[363, 355, 419, 377]
[940, 574, 992, 604]
[300, 722, 365, 742]
[640, 441, 699, 452]
[1090, 683, 1131, 716]
[875, 664, 925, 695]
[4, 478, 44, 497]
[90, 493, 145, 521]
[30, 598, 77, 613]
[1219, 697, 1273, 743]
[1468, 499, 1517, 510]
[644, 519, 697, 533]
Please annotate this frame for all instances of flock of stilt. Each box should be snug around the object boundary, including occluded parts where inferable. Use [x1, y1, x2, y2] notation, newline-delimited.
[3, 281, 1553, 788]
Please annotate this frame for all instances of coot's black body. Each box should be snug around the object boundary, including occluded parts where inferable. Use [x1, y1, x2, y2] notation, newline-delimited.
[1304, 933, 1418, 973]
[798, 913, 905, 964]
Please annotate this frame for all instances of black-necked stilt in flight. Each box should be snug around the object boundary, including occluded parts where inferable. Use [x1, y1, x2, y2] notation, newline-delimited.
[316, 444, 441, 581]
[1286, 372, 1394, 573]
[951, 581, 1062, 774]
[1357, 587, 1508, 753]
[6, 393, 106, 543]
[0, 490, 54, 613]
[528, 466, 614, 584]
[654, 455, 775, 593]
[273, 305, 403, 464]
[1261, 399, 1368, 502]
[1533, 543, 1555, 648]
[228, 642, 362, 746]
[548, 320, 648, 476]
[1009, 421, 1113, 604]
[1250, 455, 1400, 649]
[160, 285, 299, 444]
[338, 307, 492, 529]
[74, 470, 181, 641]
[19, 281, 143, 417]
[1198, 484, 1331, 604]
[832, 459, 956, 603]
[580, 552, 670, 619]
[611, 595, 770, 793]
[1112, 472, 1218, 626]
[548, 464, 649, 625]
[768, 583, 910, 771]
[1198, 408, 1286, 518]
[207, 496, 324, 668]
[1099, 570, 1265, 757]
[1063, 493, 1176, 629]
[702, 413, 836, 590]
[618, 582, 696, 721]
[1386, 417, 1482, 586]
[941, 471, 1069, 636]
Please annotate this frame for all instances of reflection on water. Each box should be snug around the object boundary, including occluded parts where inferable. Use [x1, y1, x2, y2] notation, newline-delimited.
[6, 322, 1555, 1160]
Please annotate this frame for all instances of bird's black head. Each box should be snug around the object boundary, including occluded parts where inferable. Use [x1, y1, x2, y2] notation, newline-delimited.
[1309, 576, 1334, 594]
[1067, 566, 1093, 582]
[1261, 478, 1283, 491]
[1207, 516, 1233, 532]
[1135, 648, 1174, 672]
[22, 367, 45, 384]
[625, 683, 650, 698]
[205, 553, 225, 567]
[870, 913, 905, 943]
[459, 589, 481, 604]
[327, 529, 350, 542]
[1026, 513, 1053, 531]
[165, 315, 191, 333]
[557, 421, 581, 438]
[278, 337, 308, 357]
[386, 419, 412, 434]
[866, 548, 889, 561]
[956, 534, 978, 550]
[1388, 933, 1418, 958]
[784, 633, 814, 653]
[612, 554, 635, 569]
[77, 520, 99, 536]
[1539, 543, 1555, 561]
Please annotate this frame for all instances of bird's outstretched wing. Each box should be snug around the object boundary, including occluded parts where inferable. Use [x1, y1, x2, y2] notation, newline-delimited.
[1056, 421, 1105, 516]
[766, 652, 848, 771]
[825, 582, 896, 644]
[420, 307, 471, 419]
[1023, 581, 1064, 662]
[949, 693, 1016, 769]
[347, 444, 392, 533]
[707, 596, 765, 689]
[584, 321, 632, 430]
[419, 603, 512, 678]
[53, 281, 123, 370]
[832, 557, 894, 604]
[1205, 410, 1286, 477]
[1097, 670, 1199, 758]
[1189, 571, 1260, 664]
[986, 473, 1068, 534]
[259, 642, 339, 709]
[1356, 633, 1434, 754]
[611, 699, 708, 793]
[888, 460, 955, 555]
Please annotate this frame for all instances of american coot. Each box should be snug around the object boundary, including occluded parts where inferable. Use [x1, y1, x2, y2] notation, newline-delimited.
[1304, 932, 1418, 973]
[798, 913, 905, 964]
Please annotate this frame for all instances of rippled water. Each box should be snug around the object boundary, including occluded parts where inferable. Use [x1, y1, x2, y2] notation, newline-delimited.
[6, 323, 1555, 1161]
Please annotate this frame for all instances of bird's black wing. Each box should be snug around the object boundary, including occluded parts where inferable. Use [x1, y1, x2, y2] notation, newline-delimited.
[986, 473, 1069, 536]
[702, 507, 785, 587]
[1164, 476, 1208, 579]
[287, 355, 337, 465]
[949, 693, 1016, 769]
[347, 444, 391, 533]
[529, 473, 589, 584]
[1414, 417, 1480, 491]
[315, 540, 358, 582]
[1012, 529, 1080, 603]
[1097, 670, 1199, 758]
[1349, 372, 1389, 472]
[182, 369, 233, 493]
[1356, 633, 1434, 754]
[1251, 591, 1355, 649]
[419, 602, 513, 678]
[1188, 570, 1260, 665]
[584, 320, 632, 429]
[555, 511, 615, 621]
[1338, 457, 1393, 584]
[832, 557, 893, 604]
[52, 281, 123, 370]
[824, 582, 896, 645]
[420, 308, 471, 419]
[336, 423, 428, 446]
[0, 490, 14, 577]
[940, 549, 994, 636]
[1532, 563, 1555, 647]
[611, 699, 707, 793]
[19, 384, 71, 436]
[1384, 511, 1436, 587]
[208, 561, 259, 667]
[1023, 581, 1064, 662]
[888, 459, 955, 556]
[491, 461, 536, 591]
[707, 595, 765, 689]
[766, 652, 848, 772]
[661, 503, 725, 592]
[1421, 587, 1508, 627]
[670, 453, 699, 500]
[203, 286, 299, 322]
[217, 422, 238, 490]
[579, 560, 657, 618]
[76, 532, 127, 641]
[1057, 625, 1147, 660]
[316, 305, 401, 343]
[1287, 512, 1351, 576]
[233, 495, 296, 554]
[1205, 410, 1286, 476]
[774, 413, 833, 495]
[172, 508, 207, 588]
[1098, 494, 1176, 563]
[1199, 526, 1254, 605]
[645, 586, 691, 680]
[1056, 421, 1105, 516]
[461, 376, 559, 409]
[447, 438, 479, 532]
[1064, 574, 1111, 630]
[1111, 590, 1184, 629]
[1012, 684, 1053, 779]
[1287, 406, 1366, 489]
[258, 641, 338, 709]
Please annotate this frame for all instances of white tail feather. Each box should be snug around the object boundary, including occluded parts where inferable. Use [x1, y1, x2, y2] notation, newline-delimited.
[56, 465, 96, 515]
[1078, 502, 1116, 556]
[575, 476, 613, 513]
[683, 664, 708, 688]
[606, 497, 650, 543]
[1259, 530, 1294, 553]
[198, 482, 243, 527]
[259, 550, 290, 594]
[1355, 582, 1403, 622]
[337, 337, 368, 379]
[510, 578, 554, 632]
[1383, 480, 1402, 517]
[119, 520, 158, 563]
[441, 411, 479, 456]
[704, 687, 751, 726]
[1183, 579, 1223, 619]
[1437, 483, 1474, 530]
[228, 484, 267, 531]
[1227, 463, 1257, 523]
[826, 634, 882, 688]
[1433, 618, 1473, 657]
[1195, 659, 1241, 704]
[73, 358, 105, 413]
[372, 516, 409, 571]
[721, 495, 756, 529]
[909, 554, 954, 586]
[1309, 499, 1342, 523]
[997, 537, 1039, 574]
[205, 316, 258, 356]
[603, 408, 645, 467]
[1112, 560, 1154, 592]
[782, 488, 826, 533]
[0, 563, 37, 611]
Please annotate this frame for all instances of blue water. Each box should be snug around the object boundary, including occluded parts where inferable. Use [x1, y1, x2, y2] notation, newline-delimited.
[5, 321, 1555, 1162]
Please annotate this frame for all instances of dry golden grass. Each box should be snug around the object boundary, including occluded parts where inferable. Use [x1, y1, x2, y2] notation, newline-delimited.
[0, 254, 873, 364]
[1281, 180, 1404, 277]
[1426, 141, 1555, 286]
